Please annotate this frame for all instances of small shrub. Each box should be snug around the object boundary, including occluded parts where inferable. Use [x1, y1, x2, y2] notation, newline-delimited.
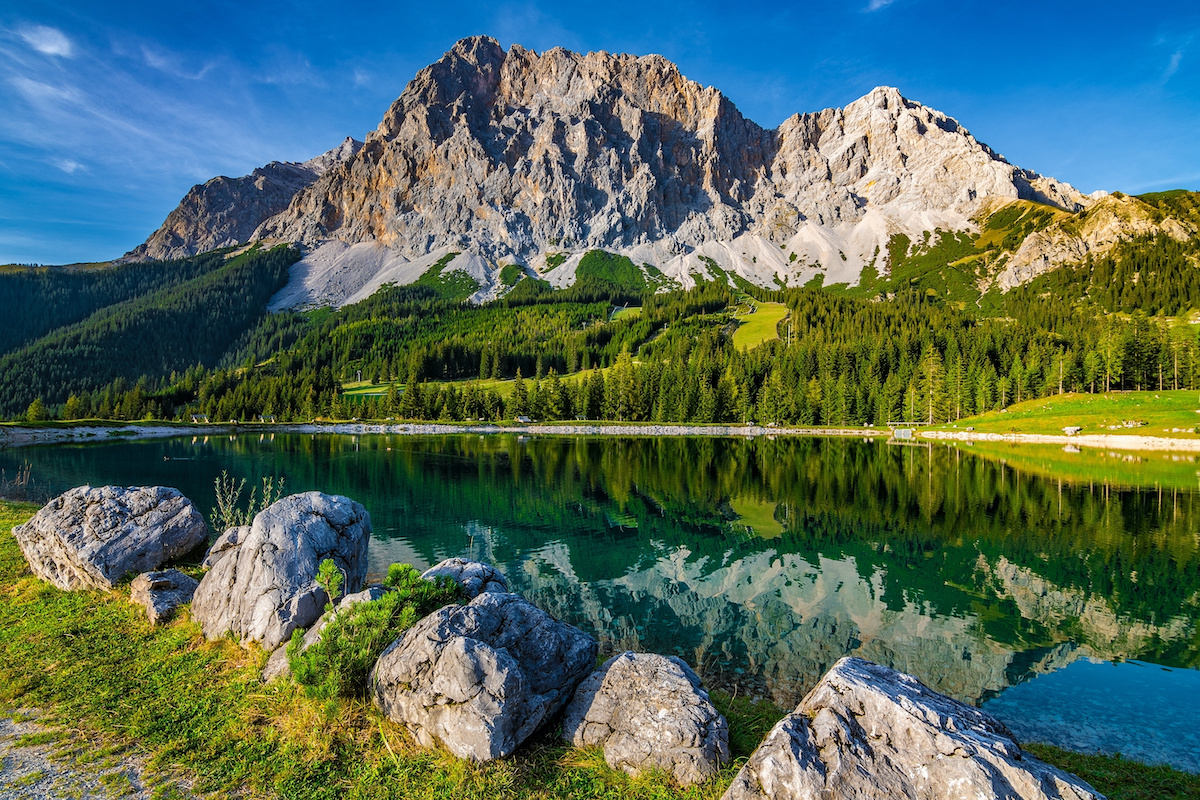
[288, 563, 461, 699]
[315, 557, 344, 607]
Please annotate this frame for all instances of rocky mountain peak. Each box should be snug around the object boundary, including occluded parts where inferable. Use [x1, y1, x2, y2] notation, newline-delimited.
[124, 137, 362, 262]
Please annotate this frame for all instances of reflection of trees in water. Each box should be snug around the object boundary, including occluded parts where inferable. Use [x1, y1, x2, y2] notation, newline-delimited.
[7, 433, 1198, 698]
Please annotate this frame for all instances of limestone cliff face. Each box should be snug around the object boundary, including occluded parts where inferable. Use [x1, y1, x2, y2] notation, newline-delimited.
[997, 193, 1199, 288]
[125, 137, 361, 262]
[254, 36, 1086, 278]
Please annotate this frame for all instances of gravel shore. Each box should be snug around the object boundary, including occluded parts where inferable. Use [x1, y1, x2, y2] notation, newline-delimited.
[5, 421, 1200, 453]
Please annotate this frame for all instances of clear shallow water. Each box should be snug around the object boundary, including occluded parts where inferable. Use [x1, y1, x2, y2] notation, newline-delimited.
[984, 659, 1200, 772]
[3, 433, 1198, 769]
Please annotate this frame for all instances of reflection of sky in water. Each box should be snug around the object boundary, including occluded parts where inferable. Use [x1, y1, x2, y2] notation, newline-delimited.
[984, 659, 1200, 773]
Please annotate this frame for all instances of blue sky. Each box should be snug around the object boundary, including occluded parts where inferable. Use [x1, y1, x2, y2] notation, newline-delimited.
[2, 0, 1197, 265]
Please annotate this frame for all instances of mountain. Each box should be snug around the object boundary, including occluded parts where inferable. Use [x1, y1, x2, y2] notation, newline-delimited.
[124, 137, 361, 262]
[129, 36, 1197, 306]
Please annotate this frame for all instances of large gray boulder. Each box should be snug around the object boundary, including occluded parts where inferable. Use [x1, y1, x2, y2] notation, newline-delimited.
[722, 657, 1103, 800]
[12, 485, 207, 591]
[130, 569, 199, 625]
[421, 557, 508, 599]
[191, 492, 371, 651]
[261, 585, 391, 682]
[563, 652, 729, 786]
[371, 592, 597, 761]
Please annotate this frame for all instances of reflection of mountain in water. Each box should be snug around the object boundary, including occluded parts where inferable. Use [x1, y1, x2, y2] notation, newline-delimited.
[504, 535, 1102, 706]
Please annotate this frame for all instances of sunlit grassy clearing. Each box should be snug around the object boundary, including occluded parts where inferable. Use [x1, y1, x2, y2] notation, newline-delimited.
[938, 391, 1200, 437]
[731, 302, 787, 350]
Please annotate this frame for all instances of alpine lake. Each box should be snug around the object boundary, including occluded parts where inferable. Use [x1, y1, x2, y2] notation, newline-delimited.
[3, 431, 1198, 772]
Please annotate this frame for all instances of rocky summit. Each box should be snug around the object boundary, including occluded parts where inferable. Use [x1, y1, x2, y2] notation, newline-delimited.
[127, 36, 1195, 303]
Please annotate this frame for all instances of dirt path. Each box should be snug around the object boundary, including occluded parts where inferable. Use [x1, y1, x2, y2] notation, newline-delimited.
[0, 708, 200, 800]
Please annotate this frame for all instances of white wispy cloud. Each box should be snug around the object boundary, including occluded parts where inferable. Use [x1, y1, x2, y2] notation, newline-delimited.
[54, 158, 83, 174]
[18, 25, 74, 58]
[140, 44, 217, 80]
[1163, 48, 1184, 82]
[865, 0, 897, 11]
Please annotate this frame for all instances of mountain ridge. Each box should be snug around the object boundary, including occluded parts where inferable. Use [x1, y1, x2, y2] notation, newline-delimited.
[126, 36, 1196, 307]
[124, 137, 362, 262]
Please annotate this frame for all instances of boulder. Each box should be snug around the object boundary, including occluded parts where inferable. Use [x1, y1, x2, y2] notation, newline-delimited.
[722, 657, 1103, 800]
[371, 592, 597, 761]
[262, 585, 391, 682]
[563, 651, 729, 786]
[201, 525, 247, 569]
[129, 569, 199, 625]
[191, 492, 371, 651]
[421, 557, 508, 599]
[12, 485, 207, 591]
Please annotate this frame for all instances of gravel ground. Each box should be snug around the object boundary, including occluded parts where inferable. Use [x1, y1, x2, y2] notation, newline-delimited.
[0, 708, 199, 800]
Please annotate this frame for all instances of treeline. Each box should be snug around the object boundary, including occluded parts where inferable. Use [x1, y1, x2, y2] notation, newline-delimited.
[0, 250, 232, 356]
[0, 245, 299, 416]
[8, 232, 1200, 425]
[27, 278, 1200, 427]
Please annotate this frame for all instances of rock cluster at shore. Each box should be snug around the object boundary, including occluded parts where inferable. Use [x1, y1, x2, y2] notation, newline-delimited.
[9, 485, 1106, 798]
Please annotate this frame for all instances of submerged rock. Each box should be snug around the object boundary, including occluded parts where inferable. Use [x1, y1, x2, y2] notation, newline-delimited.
[191, 492, 371, 650]
[371, 592, 597, 761]
[563, 651, 729, 786]
[12, 486, 207, 591]
[421, 557, 508, 599]
[130, 569, 199, 625]
[722, 656, 1103, 800]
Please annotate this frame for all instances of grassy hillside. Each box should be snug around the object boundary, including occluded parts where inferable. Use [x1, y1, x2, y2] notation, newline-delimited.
[933, 391, 1200, 438]
[730, 300, 787, 350]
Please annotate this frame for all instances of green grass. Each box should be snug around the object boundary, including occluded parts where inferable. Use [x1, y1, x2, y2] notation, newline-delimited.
[610, 306, 643, 322]
[935, 390, 1200, 438]
[499, 263, 526, 288]
[413, 253, 477, 302]
[949, 440, 1200, 492]
[1, 499, 1195, 799]
[1026, 744, 1200, 800]
[730, 302, 787, 350]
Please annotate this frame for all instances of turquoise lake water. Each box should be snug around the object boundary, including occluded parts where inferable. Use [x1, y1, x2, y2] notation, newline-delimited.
[3, 432, 1197, 770]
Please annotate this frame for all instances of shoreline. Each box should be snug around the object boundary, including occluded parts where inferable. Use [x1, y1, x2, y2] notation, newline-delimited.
[919, 429, 1200, 452]
[0, 421, 888, 449]
[6, 420, 1200, 452]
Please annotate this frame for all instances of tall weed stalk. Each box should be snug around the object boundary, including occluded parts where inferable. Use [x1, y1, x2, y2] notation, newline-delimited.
[209, 471, 285, 532]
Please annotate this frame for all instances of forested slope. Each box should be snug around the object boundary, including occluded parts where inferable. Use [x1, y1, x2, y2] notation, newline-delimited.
[0, 245, 299, 417]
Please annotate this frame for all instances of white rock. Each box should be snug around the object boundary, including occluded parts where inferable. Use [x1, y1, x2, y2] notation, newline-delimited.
[371, 592, 597, 761]
[722, 656, 1103, 800]
[563, 652, 729, 786]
